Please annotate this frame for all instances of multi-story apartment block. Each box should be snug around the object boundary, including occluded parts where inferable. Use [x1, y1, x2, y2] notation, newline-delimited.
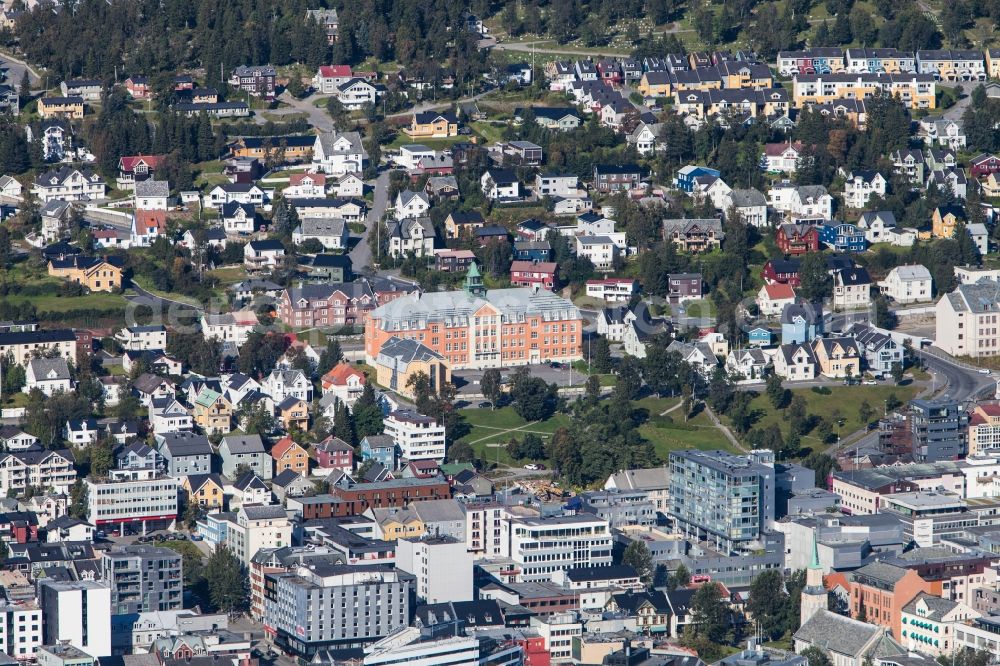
[157, 432, 212, 476]
[916, 50, 987, 81]
[504, 514, 613, 582]
[382, 410, 446, 463]
[114, 325, 167, 351]
[0, 328, 76, 367]
[32, 167, 105, 202]
[0, 602, 43, 660]
[101, 546, 183, 615]
[0, 448, 76, 497]
[672, 88, 790, 120]
[844, 48, 916, 74]
[37, 580, 112, 658]
[276, 282, 376, 328]
[365, 282, 583, 370]
[910, 399, 969, 463]
[776, 48, 845, 76]
[227, 504, 292, 566]
[935, 279, 1000, 358]
[85, 468, 178, 530]
[969, 404, 1000, 456]
[395, 536, 473, 604]
[792, 73, 936, 109]
[262, 563, 411, 657]
[668, 449, 775, 554]
[462, 502, 508, 559]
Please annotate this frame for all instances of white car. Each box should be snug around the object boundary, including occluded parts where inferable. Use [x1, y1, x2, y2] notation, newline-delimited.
[979, 368, 992, 375]
[524, 463, 540, 471]
[863, 379, 877, 385]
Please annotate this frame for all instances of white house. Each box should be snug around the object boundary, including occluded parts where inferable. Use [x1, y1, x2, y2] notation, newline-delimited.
[724, 188, 768, 227]
[383, 410, 447, 463]
[919, 118, 966, 150]
[395, 144, 435, 170]
[394, 190, 430, 219]
[535, 172, 579, 198]
[773, 342, 817, 381]
[314, 65, 354, 94]
[757, 282, 796, 317]
[243, 239, 286, 271]
[292, 217, 349, 250]
[968, 222, 989, 256]
[726, 348, 770, 382]
[627, 122, 662, 156]
[115, 325, 167, 351]
[388, 217, 436, 258]
[312, 131, 367, 176]
[767, 183, 833, 220]
[149, 397, 193, 434]
[220, 202, 256, 234]
[332, 173, 364, 198]
[576, 235, 617, 270]
[0, 175, 23, 199]
[32, 167, 106, 203]
[833, 267, 872, 310]
[762, 142, 804, 174]
[481, 169, 520, 200]
[24, 358, 72, 396]
[207, 183, 266, 209]
[201, 310, 258, 347]
[134, 179, 170, 211]
[842, 170, 887, 209]
[283, 173, 326, 198]
[262, 369, 313, 403]
[585, 278, 638, 302]
[334, 78, 378, 110]
[857, 210, 897, 244]
[878, 264, 933, 304]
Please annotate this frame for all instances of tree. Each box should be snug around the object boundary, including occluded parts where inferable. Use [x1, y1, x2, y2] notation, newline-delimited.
[519, 433, 545, 460]
[509, 368, 558, 421]
[799, 252, 832, 302]
[584, 374, 601, 405]
[68, 481, 88, 519]
[447, 441, 475, 463]
[667, 563, 691, 590]
[615, 356, 643, 401]
[873, 294, 897, 329]
[590, 336, 613, 374]
[801, 451, 840, 488]
[746, 569, 789, 639]
[204, 546, 248, 614]
[687, 582, 731, 644]
[788, 394, 810, 437]
[480, 368, 503, 410]
[858, 400, 875, 425]
[891, 362, 905, 384]
[622, 541, 653, 583]
[765, 374, 787, 409]
[801, 647, 831, 666]
[352, 382, 384, 438]
[317, 339, 343, 375]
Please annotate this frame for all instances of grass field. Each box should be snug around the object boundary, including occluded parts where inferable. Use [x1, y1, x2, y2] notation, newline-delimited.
[639, 402, 738, 458]
[732, 384, 920, 447]
[470, 121, 508, 144]
[457, 406, 574, 464]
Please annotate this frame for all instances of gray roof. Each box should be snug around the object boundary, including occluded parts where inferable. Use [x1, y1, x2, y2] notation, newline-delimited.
[159, 432, 211, 457]
[945, 279, 1000, 314]
[241, 504, 288, 520]
[316, 131, 366, 157]
[851, 561, 908, 585]
[729, 188, 766, 207]
[28, 357, 70, 381]
[285, 281, 373, 304]
[412, 499, 465, 523]
[135, 179, 169, 198]
[398, 189, 429, 207]
[221, 434, 265, 455]
[388, 216, 436, 241]
[606, 467, 670, 491]
[370, 287, 579, 329]
[890, 264, 931, 282]
[376, 336, 444, 367]
[793, 610, 882, 657]
[901, 592, 959, 618]
[296, 217, 346, 237]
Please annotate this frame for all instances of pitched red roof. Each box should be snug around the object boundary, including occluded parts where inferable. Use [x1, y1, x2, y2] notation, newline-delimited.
[290, 172, 327, 186]
[511, 260, 557, 273]
[135, 210, 167, 233]
[763, 283, 796, 300]
[322, 362, 366, 388]
[318, 65, 353, 78]
[271, 436, 302, 460]
[119, 154, 165, 172]
[763, 142, 804, 157]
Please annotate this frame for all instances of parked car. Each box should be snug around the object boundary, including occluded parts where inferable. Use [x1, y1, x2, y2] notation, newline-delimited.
[524, 463, 540, 470]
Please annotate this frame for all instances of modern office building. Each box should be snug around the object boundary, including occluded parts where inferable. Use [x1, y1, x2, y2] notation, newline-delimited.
[36, 644, 96, 666]
[101, 545, 183, 615]
[0, 602, 43, 660]
[395, 536, 473, 604]
[262, 563, 411, 657]
[910, 399, 969, 462]
[668, 449, 776, 554]
[504, 514, 613, 582]
[85, 468, 178, 531]
[879, 491, 971, 547]
[382, 411, 447, 463]
[37, 580, 112, 657]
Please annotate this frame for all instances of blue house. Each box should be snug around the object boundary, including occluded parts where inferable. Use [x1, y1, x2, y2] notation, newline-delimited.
[673, 165, 721, 193]
[513, 240, 552, 262]
[818, 221, 867, 252]
[780, 302, 823, 345]
[747, 327, 775, 347]
[361, 434, 397, 469]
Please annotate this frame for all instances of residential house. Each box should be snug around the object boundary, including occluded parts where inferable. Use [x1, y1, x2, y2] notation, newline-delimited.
[129, 209, 168, 247]
[149, 397, 193, 434]
[627, 123, 663, 156]
[332, 78, 377, 110]
[434, 249, 476, 273]
[47, 255, 123, 292]
[229, 65, 276, 99]
[724, 188, 768, 228]
[781, 302, 823, 344]
[878, 265, 934, 304]
[374, 336, 451, 399]
[134, 179, 169, 211]
[662, 218, 725, 252]
[813, 337, 862, 378]
[276, 282, 375, 329]
[919, 117, 966, 149]
[201, 310, 257, 348]
[666, 340, 718, 376]
[333, 173, 364, 198]
[32, 167, 105, 203]
[846, 324, 903, 377]
[768, 183, 833, 220]
[444, 211, 485, 239]
[277, 396, 309, 431]
[928, 168, 968, 199]
[314, 65, 353, 93]
[271, 437, 309, 476]
[776, 223, 820, 255]
[605, 591, 671, 634]
[115, 325, 167, 352]
[586, 278, 639, 303]
[762, 142, 805, 173]
[191, 388, 232, 435]
[404, 112, 459, 139]
[243, 240, 285, 272]
[361, 435, 397, 470]
[320, 362, 366, 405]
[219, 434, 271, 480]
[891, 149, 926, 183]
[312, 131, 367, 177]
[932, 205, 966, 240]
[116, 155, 165, 190]
[24, 358, 72, 397]
[524, 107, 582, 131]
[843, 170, 888, 209]
[207, 183, 266, 209]
[935, 279, 1000, 358]
[833, 267, 872, 310]
[500, 141, 542, 166]
[291, 218, 348, 250]
[183, 473, 226, 510]
[38, 97, 84, 120]
[481, 169, 520, 201]
[857, 211, 898, 244]
[157, 432, 212, 477]
[284, 173, 326, 199]
[387, 217, 436, 258]
[757, 283, 797, 317]
[262, 369, 313, 403]
[535, 172, 579, 198]
[593, 164, 644, 193]
[773, 342, 818, 380]
[673, 165, 721, 193]
[576, 236, 618, 270]
[394, 190, 431, 219]
[968, 222, 989, 256]
[510, 261, 557, 290]
[971, 154, 1000, 179]
[667, 273, 703, 302]
[220, 202, 256, 234]
[726, 348, 770, 382]
[818, 221, 867, 252]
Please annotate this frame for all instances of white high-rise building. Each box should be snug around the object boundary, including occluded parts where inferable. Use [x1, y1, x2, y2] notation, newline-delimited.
[395, 536, 473, 604]
[0, 602, 43, 660]
[382, 411, 446, 463]
[38, 580, 112, 657]
[504, 514, 613, 582]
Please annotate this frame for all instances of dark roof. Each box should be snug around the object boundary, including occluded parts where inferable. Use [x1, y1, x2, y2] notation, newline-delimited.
[248, 239, 285, 252]
[0, 329, 75, 346]
[565, 564, 639, 582]
[239, 135, 315, 149]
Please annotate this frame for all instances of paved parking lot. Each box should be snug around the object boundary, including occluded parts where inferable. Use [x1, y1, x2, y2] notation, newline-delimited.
[453, 363, 591, 397]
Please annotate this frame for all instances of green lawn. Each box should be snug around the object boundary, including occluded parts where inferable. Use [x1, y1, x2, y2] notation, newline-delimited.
[131, 275, 203, 307]
[736, 384, 920, 447]
[640, 407, 737, 458]
[457, 406, 574, 464]
[207, 266, 248, 285]
[470, 121, 507, 144]
[387, 133, 470, 150]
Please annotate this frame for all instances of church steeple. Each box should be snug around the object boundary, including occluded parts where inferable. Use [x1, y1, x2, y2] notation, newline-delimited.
[800, 532, 827, 628]
[464, 261, 485, 297]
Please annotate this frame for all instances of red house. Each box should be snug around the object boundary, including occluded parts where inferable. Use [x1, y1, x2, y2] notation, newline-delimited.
[313, 436, 354, 472]
[762, 259, 802, 287]
[775, 223, 820, 256]
[971, 153, 1000, 178]
[510, 260, 557, 290]
[124, 76, 150, 100]
[596, 59, 623, 85]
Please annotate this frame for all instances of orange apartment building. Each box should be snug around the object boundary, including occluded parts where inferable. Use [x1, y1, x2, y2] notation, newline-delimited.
[364, 274, 583, 370]
[826, 561, 935, 640]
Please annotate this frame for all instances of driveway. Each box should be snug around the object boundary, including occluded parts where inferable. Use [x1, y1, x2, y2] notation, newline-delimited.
[263, 91, 335, 132]
[350, 170, 390, 271]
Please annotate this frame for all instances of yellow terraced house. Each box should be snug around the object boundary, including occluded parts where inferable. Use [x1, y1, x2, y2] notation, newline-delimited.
[792, 73, 936, 109]
[38, 96, 84, 119]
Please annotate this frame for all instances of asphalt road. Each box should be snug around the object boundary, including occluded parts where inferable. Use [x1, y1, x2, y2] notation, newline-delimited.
[350, 170, 390, 271]
[918, 348, 996, 402]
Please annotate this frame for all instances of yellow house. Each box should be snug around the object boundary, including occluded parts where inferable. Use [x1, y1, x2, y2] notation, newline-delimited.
[793, 74, 935, 110]
[47, 255, 123, 292]
[38, 96, 84, 119]
[444, 211, 485, 239]
[812, 337, 862, 379]
[371, 506, 425, 541]
[637, 72, 673, 98]
[277, 396, 309, 431]
[183, 473, 226, 509]
[987, 49, 1000, 79]
[403, 111, 459, 138]
[374, 336, 452, 400]
[192, 388, 232, 435]
[932, 205, 965, 239]
[982, 173, 1000, 198]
